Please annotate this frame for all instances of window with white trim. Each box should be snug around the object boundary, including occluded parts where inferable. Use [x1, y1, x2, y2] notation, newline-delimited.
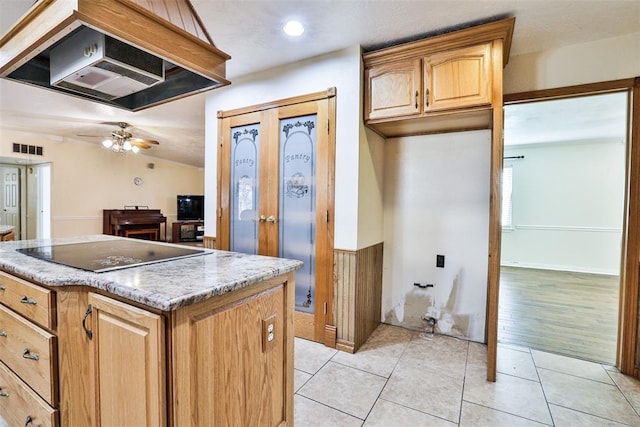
[502, 165, 513, 228]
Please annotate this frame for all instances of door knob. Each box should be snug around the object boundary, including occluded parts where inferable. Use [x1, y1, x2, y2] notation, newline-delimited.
[266, 215, 278, 224]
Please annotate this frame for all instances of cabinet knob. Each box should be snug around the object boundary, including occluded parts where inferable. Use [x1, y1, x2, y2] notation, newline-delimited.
[0, 386, 8, 397]
[0, 330, 7, 337]
[0, 285, 5, 291]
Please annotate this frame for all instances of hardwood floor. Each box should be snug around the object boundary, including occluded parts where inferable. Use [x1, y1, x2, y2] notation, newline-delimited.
[498, 266, 619, 365]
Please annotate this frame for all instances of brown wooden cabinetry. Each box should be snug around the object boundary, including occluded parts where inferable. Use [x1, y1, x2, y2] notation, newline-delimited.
[363, 18, 514, 137]
[87, 293, 165, 426]
[423, 42, 492, 112]
[365, 44, 492, 121]
[1, 267, 294, 426]
[0, 271, 59, 426]
[0, 362, 58, 427]
[365, 58, 422, 120]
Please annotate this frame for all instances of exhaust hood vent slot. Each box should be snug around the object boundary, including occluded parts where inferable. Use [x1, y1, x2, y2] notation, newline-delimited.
[50, 27, 164, 100]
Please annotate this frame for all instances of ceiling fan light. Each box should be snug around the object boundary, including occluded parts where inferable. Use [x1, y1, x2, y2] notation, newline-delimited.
[102, 138, 113, 148]
[123, 141, 132, 151]
[131, 145, 140, 153]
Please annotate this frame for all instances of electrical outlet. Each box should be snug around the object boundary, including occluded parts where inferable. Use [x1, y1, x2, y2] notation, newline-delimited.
[262, 314, 277, 352]
[436, 254, 445, 268]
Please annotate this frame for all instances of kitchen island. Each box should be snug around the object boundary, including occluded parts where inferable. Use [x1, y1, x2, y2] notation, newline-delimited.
[0, 235, 302, 426]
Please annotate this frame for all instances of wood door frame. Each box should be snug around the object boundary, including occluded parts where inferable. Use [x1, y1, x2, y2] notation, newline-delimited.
[217, 88, 337, 344]
[486, 77, 640, 381]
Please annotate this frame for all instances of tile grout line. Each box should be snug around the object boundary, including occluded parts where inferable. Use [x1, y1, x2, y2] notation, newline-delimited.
[464, 343, 556, 426]
[531, 347, 557, 426]
[358, 331, 416, 423]
[604, 368, 640, 419]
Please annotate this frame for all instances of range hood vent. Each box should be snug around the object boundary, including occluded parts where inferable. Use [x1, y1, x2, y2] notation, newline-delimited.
[0, 0, 230, 111]
[50, 27, 165, 100]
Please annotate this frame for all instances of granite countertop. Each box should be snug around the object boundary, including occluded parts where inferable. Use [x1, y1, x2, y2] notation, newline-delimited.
[0, 225, 15, 235]
[0, 235, 303, 311]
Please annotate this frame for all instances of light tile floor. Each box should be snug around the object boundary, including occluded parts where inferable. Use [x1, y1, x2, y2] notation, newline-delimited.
[294, 324, 640, 426]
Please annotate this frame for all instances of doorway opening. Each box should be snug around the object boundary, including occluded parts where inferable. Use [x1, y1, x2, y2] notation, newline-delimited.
[0, 160, 51, 240]
[498, 92, 628, 365]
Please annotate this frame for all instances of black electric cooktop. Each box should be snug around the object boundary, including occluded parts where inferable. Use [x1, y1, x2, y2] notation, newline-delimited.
[17, 239, 208, 273]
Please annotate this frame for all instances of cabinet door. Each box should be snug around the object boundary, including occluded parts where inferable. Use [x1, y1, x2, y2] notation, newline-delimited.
[172, 279, 291, 426]
[424, 43, 492, 112]
[88, 293, 165, 427]
[365, 58, 421, 120]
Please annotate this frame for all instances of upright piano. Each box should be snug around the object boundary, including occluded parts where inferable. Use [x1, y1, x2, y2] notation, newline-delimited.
[103, 208, 167, 241]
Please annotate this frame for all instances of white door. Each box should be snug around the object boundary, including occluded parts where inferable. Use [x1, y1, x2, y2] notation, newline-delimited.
[2, 167, 20, 235]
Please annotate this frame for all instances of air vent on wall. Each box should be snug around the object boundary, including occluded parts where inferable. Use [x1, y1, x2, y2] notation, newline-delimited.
[13, 143, 44, 156]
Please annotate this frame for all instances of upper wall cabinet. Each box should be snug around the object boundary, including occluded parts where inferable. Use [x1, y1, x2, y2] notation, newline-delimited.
[424, 43, 492, 112]
[366, 58, 422, 120]
[363, 18, 515, 137]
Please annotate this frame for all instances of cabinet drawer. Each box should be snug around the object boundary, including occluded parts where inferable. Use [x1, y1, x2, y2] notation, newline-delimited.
[0, 271, 55, 330]
[0, 305, 57, 405]
[0, 361, 58, 427]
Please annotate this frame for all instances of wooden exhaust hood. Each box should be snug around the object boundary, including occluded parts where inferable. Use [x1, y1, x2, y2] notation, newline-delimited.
[0, 0, 231, 111]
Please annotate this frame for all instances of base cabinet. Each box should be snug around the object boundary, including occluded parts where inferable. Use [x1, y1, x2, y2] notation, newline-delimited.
[0, 268, 295, 427]
[172, 276, 293, 426]
[87, 293, 165, 427]
[0, 361, 58, 427]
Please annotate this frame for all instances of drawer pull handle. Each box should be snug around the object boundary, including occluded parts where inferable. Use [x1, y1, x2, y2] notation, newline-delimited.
[0, 330, 6, 337]
[22, 348, 39, 361]
[25, 416, 40, 427]
[20, 296, 37, 305]
[82, 304, 93, 340]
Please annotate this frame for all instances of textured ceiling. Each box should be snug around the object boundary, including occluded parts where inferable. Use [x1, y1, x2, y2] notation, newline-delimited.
[0, 0, 638, 167]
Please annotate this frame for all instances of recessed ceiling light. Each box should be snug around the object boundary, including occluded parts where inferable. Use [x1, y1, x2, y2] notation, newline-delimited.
[283, 20, 304, 37]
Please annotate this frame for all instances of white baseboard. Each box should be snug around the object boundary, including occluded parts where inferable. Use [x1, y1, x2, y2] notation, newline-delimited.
[500, 261, 619, 276]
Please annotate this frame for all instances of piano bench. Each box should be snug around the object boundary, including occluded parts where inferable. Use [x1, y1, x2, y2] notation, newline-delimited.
[123, 228, 159, 241]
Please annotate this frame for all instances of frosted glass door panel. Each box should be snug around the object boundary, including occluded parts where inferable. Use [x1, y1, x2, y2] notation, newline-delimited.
[279, 116, 317, 313]
[230, 125, 260, 255]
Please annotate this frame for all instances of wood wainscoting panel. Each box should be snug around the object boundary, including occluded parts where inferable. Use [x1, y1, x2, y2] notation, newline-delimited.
[334, 243, 384, 353]
[203, 235, 216, 249]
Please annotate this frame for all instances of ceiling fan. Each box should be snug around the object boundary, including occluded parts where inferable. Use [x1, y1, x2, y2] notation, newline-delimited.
[80, 122, 159, 153]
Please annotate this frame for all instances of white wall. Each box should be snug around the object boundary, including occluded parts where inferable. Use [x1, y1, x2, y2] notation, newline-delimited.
[0, 131, 204, 238]
[502, 139, 625, 275]
[202, 29, 639, 344]
[204, 46, 364, 250]
[357, 126, 386, 248]
[381, 130, 491, 342]
[504, 32, 640, 94]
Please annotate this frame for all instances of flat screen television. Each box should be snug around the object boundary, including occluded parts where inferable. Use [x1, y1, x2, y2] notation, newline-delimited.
[177, 195, 204, 221]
